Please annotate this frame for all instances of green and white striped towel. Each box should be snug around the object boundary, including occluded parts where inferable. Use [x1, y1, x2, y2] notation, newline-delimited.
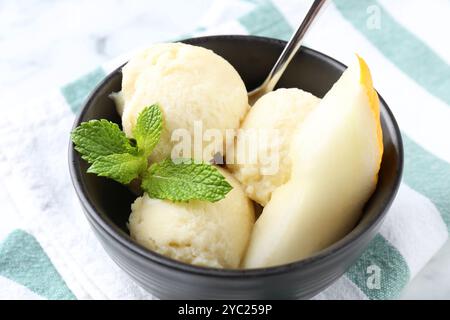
[0, 0, 449, 300]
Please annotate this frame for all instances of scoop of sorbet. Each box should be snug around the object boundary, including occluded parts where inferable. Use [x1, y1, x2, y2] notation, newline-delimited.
[128, 167, 255, 268]
[115, 42, 249, 163]
[228, 88, 319, 206]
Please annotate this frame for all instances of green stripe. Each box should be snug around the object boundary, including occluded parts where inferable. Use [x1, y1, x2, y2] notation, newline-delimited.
[0, 230, 76, 300]
[239, 0, 293, 40]
[334, 0, 450, 106]
[346, 234, 410, 299]
[61, 67, 106, 113]
[402, 135, 450, 229]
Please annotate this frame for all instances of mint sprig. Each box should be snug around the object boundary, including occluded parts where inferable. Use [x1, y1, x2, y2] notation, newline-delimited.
[142, 159, 232, 202]
[87, 153, 147, 184]
[71, 104, 232, 202]
[133, 104, 163, 157]
[71, 119, 135, 163]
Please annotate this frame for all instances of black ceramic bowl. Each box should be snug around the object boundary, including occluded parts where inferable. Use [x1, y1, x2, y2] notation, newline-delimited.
[69, 35, 403, 299]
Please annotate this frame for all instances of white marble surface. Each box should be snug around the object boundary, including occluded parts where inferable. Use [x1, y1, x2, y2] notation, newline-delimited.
[0, 0, 449, 300]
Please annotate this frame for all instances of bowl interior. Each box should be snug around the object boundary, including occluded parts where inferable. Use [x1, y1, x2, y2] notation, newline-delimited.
[71, 35, 402, 270]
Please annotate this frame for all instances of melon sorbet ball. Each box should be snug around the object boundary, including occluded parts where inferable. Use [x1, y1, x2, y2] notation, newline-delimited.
[229, 88, 320, 206]
[118, 42, 249, 162]
[128, 167, 255, 269]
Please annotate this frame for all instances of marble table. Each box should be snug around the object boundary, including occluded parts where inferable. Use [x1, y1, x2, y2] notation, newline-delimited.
[1, 0, 448, 299]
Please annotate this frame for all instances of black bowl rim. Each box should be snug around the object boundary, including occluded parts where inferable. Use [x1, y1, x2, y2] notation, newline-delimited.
[69, 34, 404, 278]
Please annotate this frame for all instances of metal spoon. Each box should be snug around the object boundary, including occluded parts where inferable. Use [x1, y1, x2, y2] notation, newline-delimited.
[248, 0, 328, 105]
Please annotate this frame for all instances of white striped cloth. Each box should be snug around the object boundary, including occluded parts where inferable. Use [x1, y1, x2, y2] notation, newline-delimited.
[0, 0, 448, 300]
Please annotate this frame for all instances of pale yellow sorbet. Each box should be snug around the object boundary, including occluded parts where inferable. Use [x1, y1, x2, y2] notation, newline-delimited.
[128, 167, 255, 269]
[228, 88, 320, 206]
[118, 43, 249, 163]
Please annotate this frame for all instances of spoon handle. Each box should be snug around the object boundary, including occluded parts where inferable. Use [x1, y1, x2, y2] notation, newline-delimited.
[251, 0, 328, 97]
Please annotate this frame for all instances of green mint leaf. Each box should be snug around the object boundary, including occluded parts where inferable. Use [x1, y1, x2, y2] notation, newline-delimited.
[133, 104, 163, 157]
[141, 159, 233, 202]
[71, 119, 135, 163]
[87, 153, 147, 184]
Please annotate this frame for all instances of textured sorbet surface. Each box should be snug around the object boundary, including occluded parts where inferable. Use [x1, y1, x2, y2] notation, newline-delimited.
[128, 167, 255, 268]
[229, 88, 320, 206]
[118, 42, 249, 163]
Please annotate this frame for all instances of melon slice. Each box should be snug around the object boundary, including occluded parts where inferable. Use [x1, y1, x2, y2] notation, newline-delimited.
[243, 56, 383, 268]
